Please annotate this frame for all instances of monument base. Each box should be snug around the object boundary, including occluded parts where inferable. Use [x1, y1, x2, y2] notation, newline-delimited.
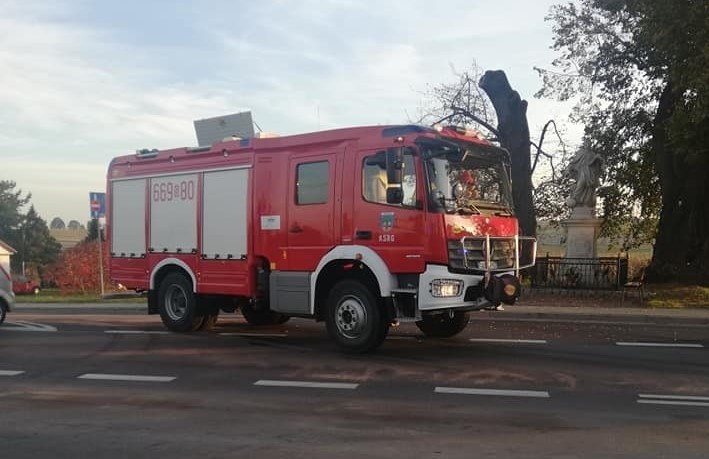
[562, 207, 602, 258]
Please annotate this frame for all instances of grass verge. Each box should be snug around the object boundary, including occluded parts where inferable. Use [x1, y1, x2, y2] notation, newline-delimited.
[646, 284, 709, 309]
[15, 289, 146, 304]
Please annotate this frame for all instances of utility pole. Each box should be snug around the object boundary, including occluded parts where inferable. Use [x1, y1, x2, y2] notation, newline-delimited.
[97, 218, 105, 297]
[90, 192, 106, 297]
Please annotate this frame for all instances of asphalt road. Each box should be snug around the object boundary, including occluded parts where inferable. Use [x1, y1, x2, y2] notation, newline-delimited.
[1, 304, 708, 458]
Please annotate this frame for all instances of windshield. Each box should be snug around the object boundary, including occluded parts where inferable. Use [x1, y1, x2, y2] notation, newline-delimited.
[421, 140, 513, 214]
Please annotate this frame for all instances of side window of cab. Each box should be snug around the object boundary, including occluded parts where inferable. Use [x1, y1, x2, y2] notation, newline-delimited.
[362, 150, 417, 206]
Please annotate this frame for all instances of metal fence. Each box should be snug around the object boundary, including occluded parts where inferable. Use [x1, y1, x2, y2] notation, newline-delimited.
[531, 255, 629, 290]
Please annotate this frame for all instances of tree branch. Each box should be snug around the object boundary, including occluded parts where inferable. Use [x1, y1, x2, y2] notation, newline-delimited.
[448, 106, 500, 137]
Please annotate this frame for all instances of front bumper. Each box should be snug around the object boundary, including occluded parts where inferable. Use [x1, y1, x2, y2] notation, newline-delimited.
[418, 264, 496, 312]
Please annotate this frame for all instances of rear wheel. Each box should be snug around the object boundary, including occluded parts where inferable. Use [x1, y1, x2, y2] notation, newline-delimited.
[325, 280, 388, 353]
[0, 302, 7, 325]
[158, 273, 204, 332]
[416, 311, 470, 338]
[240, 302, 289, 326]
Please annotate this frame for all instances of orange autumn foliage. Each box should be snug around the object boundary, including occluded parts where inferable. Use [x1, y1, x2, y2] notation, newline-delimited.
[46, 240, 109, 295]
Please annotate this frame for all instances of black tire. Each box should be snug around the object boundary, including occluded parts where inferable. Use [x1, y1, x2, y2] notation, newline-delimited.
[0, 302, 7, 325]
[325, 280, 388, 353]
[240, 302, 289, 326]
[415, 311, 470, 338]
[157, 272, 204, 332]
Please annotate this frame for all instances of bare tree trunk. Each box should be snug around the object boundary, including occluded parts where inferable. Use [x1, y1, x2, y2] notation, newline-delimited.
[479, 70, 536, 238]
[650, 82, 709, 282]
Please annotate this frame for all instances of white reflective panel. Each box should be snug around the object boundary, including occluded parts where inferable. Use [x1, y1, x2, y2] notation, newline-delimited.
[150, 174, 198, 253]
[202, 169, 249, 259]
[111, 179, 146, 256]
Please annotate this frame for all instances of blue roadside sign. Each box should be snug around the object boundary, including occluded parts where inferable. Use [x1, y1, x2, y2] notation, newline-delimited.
[89, 192, 106, 219]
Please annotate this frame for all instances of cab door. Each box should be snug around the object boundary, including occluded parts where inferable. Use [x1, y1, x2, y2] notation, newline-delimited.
[353, 148, 426, 273]
[285, 153, 338, 271]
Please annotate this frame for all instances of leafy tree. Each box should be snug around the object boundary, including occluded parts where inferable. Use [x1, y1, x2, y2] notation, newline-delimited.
[1, 180, 62, 278]
[537, 0, 709, 282]
[50, 217, 66, 230]
[85, 218, 105, 242]
[46, 239, 108, 295]
[0, 180, 31, 247]
[14, 206, 62, 276]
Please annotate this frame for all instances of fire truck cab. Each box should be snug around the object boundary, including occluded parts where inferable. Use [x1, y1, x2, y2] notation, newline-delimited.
[107, 124, 535, 352]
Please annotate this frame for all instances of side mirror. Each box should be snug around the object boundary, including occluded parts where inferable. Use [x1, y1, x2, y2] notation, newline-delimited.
[386, 147, 403, 184]
[386, 187, 404, 205]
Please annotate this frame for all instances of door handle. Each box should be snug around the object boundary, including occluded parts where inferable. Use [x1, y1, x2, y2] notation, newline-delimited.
[289, 225, 303, 233]
[356, 230, 372, 240]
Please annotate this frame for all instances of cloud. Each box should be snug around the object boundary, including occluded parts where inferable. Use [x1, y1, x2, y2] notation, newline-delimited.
[1, 0, 578, 223]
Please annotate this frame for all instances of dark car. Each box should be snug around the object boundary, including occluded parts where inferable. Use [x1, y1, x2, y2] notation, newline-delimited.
[12, 274, 40, 295]
[0, 265, 14, 324]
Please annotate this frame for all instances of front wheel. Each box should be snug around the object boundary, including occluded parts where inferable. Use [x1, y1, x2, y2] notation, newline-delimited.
[158, 273, 204, 332]
[325, 280, 388, 353]
[416, 311, 470, 338]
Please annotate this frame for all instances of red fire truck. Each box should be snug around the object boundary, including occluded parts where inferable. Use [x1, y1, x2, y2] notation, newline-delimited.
[107, 124, 535, 352]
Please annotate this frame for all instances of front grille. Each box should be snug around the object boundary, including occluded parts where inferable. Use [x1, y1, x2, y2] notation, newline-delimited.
[448, 237, 515, 272]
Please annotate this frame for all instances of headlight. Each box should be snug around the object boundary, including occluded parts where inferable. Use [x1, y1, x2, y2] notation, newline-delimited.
[430, 279, 463, 297]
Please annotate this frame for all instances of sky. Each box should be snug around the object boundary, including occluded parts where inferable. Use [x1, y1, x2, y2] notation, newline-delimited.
[1, 0, 581, 225]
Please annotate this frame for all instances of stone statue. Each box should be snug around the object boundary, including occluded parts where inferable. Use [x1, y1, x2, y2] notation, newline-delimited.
[564, 146, 603, 208]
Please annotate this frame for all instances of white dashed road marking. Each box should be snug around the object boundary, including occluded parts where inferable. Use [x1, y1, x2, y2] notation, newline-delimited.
[0, 370, 25, 376]
[469, 338, 548, 344]
[3, 321, 57, 332]
[220, 333, 288, 337]
[254, 380, 359, 390]
[77, 373, 176, 382]
[616, 342, 704, 348]
[637, 394, 709, 407]
[104, 330, 170, 335]
[435, 387, 550, 398]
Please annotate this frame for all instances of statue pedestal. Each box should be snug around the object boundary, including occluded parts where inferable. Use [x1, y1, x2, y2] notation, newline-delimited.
[562, 207, 601, 258]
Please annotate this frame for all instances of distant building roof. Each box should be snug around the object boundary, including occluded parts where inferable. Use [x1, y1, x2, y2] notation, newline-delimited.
[50, 228, 88, 250]
[0, 239, 17, 254]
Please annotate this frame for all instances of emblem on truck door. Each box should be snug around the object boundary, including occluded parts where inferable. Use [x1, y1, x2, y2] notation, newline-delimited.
[380, 212, 395, 232]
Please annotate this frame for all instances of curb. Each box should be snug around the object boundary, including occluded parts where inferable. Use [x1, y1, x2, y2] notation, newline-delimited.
[13, 302, 145, 311]
[475, 307, 709, 327]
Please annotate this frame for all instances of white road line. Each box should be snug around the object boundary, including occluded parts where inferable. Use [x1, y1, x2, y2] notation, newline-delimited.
[616, 342, 704, 348]
[0, 370, 25, 376]
[435, 387, 550, 398]
[254, 380, 359, 390]
[220, 333, 288, 337]
[469, 338, 548, 344]
[637, 394, 709, 407]
[104, 330, 170, 335]
[640, 394, 709, 401]
[3, 321, 57, 332]
[77, 373, 176, 382]
[639, 394, 709, 401]
[637, 400, 709, 407]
